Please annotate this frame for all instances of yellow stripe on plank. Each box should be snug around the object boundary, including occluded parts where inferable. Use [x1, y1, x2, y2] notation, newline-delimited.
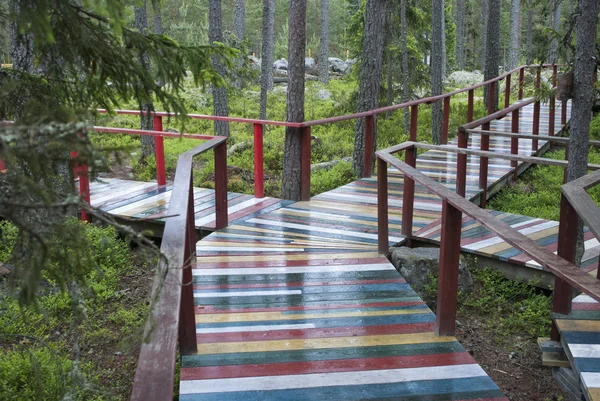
[588, 387, 600, 401]
[195, 251, 383, 263]
[555, 319, 600, 332]
[196, 308, 426, 323]
[226, 224, 373, 246]
[197, 332, 455, 354]
[478, 225, 558, 255]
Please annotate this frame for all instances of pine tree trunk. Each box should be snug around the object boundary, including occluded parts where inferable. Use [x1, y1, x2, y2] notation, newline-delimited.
[548, 0, 562, 64]
[441, 1, 446, 78]
[153, 0, 163, 35]
[526, 5, 533, 64]
[135, 1, 155, 160]
[352, 0, 386, 177]
[480, 0, 488, 70]
[318, 0, 329, 84]
[281, 0, 307, 200]
[259, 0, 275, 120]
[209, 0, 230, 136]
[401, 0, 410, 135]
[233, 0, 245, 88]
[386, 45, 393, 113]
[483, 0, 500, 110]
[507, 0, 520, 70]
[431, 0, 443, 145]
[455, 0, 466, 70]
[567, 0, 599, 264]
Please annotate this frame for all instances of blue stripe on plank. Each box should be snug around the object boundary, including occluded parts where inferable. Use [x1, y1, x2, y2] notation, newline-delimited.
[562, 331, 600, 344]
[280, 304, 429, 314]
[194, 283, 413, 294]
[574, 358, 600, 373]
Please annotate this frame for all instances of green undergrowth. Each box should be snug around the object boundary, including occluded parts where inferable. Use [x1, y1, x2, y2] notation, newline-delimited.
[0, 220, 154, 400]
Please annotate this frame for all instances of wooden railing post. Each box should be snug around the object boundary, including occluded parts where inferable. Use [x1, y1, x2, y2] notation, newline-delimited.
[518, 67, 525, 100]
[301, 126, 312, 201]
[253, 123, 264, 198]
[487, 81, 496, 114]
[401, 146, 416, 240]
[70, 143, 91, 223]
[436, 200, 463, 336]
[179, 173, 198, 355]
[378, 157, 389, 255]
[456, 130, 468, 198]
[409, 105, 418, 141]
[153, 115, 167, 186]
[511, 108, 520, 181]
[552, 194, 576, 341]
[532, 68, 541, 152]
[549, 65, 557, 137]
[479, 122, 490, 207]
[364, 115, 375, 177]
[467, 89, 474, 123]
[562, 100, 568, 125]
[214, 142, 228, 229]
[504, 74, 511, 109]
[441, 97, 450, 144]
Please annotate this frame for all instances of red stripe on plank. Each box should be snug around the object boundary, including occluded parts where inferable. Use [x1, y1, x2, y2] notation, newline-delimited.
[180, 352, 473, 380]
[573, 303, 600, 311]
[193, 257, 388, 269]
[195, 301, 425, 314]
[196, 322, 435, 344]
[193, 278, 406, 290]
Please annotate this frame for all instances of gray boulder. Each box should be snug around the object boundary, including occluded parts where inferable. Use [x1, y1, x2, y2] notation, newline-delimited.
[329, 57, 349, 74]
[305, 57, 316, 68]
[247, 55, 261, 69]
[273, 58, 288, 70]
[317, 89, 331, 100]
[389, 247, 473, 294]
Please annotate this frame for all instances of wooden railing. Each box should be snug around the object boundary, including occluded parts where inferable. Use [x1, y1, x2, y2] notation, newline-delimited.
[130, 136, 228, 401]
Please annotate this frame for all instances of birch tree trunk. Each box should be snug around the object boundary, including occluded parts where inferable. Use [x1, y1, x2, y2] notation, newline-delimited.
[318, 0, 329, 84]
[259, 0, 275, 120]
[281, 0, 307, 200]
[431, 0, 443, 144]
[352, 0, 386, 177]
[401, 0, 410, 135]
[480, 0, 488, 70]
[209, 0, 230, 136]
[135, 1, 155, 160]
[526, 5, 533, 64]
[455, 0, 466, 70]
[507, 0, 520, 70]
[483, 0, 500, 111]
[548, 0, 562, 64]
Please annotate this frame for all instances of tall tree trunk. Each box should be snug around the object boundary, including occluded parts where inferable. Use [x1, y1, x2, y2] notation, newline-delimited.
[431, 0, 443, 144]
[135, 1, 155, 160]
[209, 0, 230, 136]
[233, 0, 245, 88]
[153, 0, 163, 35]
[281, 0, 307, 200]
[548, 0, 562, 64]
[259, 0, 275, 120]
[526, 5, 533, 64]
[9, 0, 34, 120]
[386, 45, 393, 113]
[483, 0, 500, 110]
[455, 0, 466, 70]
[441, 1, 446, 78]
[567, 0, 599, 264]
[318, 0, 329, 84]
[352, 0, 386, 177]
[480, 0, 488, 70]
[507, 0, 520, 70]
[401, 0, 410, 135]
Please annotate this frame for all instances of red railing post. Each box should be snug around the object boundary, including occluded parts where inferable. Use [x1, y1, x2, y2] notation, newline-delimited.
[456, 130, 468, 198]
[436, 200, 463, 336]
[214, 141, 228, 229]
[487, 81, 496, 114]
[504, 74, 511, 109]
[549, 65, 557, 137]
[467, 89, 474, 123]
[409, 105, 418, 141]
[552, 194, 577, 341]
[518, 67, 525, 100]
[253, 124, 264, 198]
[401, 146, 416, 240]
[532, 68, 541, 152]
[71, 147, 91, 223]
[441, 97, 451, 144]
[562, 100, 568, 125]
[478, 122, 490, 207]
[153, 115, 167, 186]
[0, 159, 5, 173]
[301, 126, 312, 201]
[511, 108, 520, 181]
[364, 115, 375, 177]
[179, 173, 198, 354]
[378, 157, 389, 255]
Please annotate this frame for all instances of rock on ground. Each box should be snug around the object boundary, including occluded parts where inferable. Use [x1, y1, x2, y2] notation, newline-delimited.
[389, 247, 473, 294]
[273, 58, 288, 70]
[446, 70, 485, 88]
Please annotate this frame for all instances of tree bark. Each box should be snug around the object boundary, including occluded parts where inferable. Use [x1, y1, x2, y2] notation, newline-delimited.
[281, 0, 307, 200]
[441, 1, 446, 78]
[352, 0, 386, 177]
[259, 0, 275, 120]
[318, 0, 329, 84]
[386, 45, 393, 113]
[401, 0, 410, 135]
[135, 1, 155, 160]
[480, 0, 488, 70]
[455, 0, 466, 70]
[233, 0, 245, 88]
[526, 4, 533, 64]
[153, 0, 163, 35]
[507, 0, 520, 70]
[548, 0, 562, 64]
[567, 0, 599, 264]
[483, 0, 500, 110]
[431, 0, 443, 145]
[209, 0, 230, 136]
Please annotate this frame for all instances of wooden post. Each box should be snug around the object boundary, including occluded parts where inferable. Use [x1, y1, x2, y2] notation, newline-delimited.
[456, 130, 468, 198]
[214, 142, 228, 229]
[153, 116, 167, 186]
[518, 67, 524, 100]
[467, 89, 474, 123]
[532, 68, 541, 152]
[179, 174, 198, 355]
[301, 126, 312, 201]
[409, 105, 419, 141]
[378, 157, 389, 255]
[441, 97, 451, 144]
[364, 115, 375, 177]
[549, 65, 557, 137]
[562, 100, 568, 125]
[70, 148, 91, 223]
[253, 124, 264, 198]
[504, 74, 511, 109]
[401, 146, 416, 240]
[436, 200, 463, 336]
[487, 81, 496, 114]
[479, 122, 490, 207]
[511, 109, 520, 181]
